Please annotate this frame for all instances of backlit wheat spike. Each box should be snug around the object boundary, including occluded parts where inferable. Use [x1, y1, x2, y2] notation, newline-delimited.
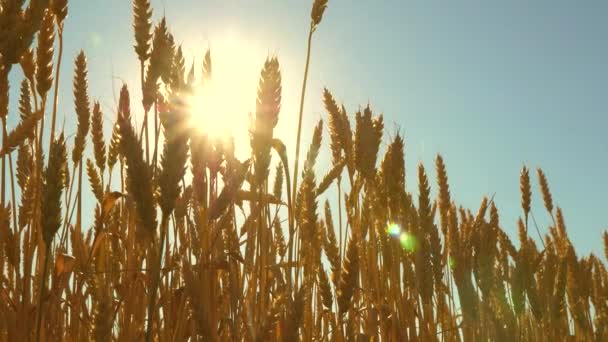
[35, 9, 55, 100]
[417, 162, 432, 228]
[0, 4, 27, 65]
[295, 183, 316, 258]
[72, 50, 91, 164]
[555, 207, 568, 238]
[354, 105, 382, 180]
[170, 45, 185, 90]
[255, 57, 282, 134]
[117, 85, 157, 238]
[0, 110, 43, 156]
[202, 48, 212, 81]
[158, 92, 189, 216]
[133, 0, 153, 62]
[373, 114, 384, 149]
[252, 56, 281, 183]
[554, 207, 572, 257]
[435, 154, 451, 235]
[520, 166, 531, 223]
[324, 201, 341, 287]
[537, 168, 554, 214]
[476, 203, 499, 298]
[159, 32, 176, 85]
[189, 130, 208, 204]
[544, 270, 562, 321]
[143, 17, 173, 110]
[303, 119, 322, 176]
[20, 48, 36, 81]
[107, 122, 120, 171]
[318, 264, 333, 309]
[90, 101, 106, 173]
[339, 104, 354, 173]
[516, 219, 528, 251]
[23, 0, 50, 42]
[86, 159, 103, 203]
[316, 157, 346, 197]
[296, 120, 323, 269]
[16, 143, 33, 190]
[447, 203, 460, 257]
[19, 79, 32, 121]
[379, 134, 405, 216]
[273, 219, 287, 258]
[41, 133, 67, 246]
[52, 0, 68, 27]
[311, 0, 329, 27]
[337, 236, 359, 316]
[273, 162, 284, 200]
[18, 176, 35, 229]
[323, 88, 343, 163]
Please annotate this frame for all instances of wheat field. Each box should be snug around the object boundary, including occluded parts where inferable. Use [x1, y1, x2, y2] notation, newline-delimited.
[0, 0, 607, 341]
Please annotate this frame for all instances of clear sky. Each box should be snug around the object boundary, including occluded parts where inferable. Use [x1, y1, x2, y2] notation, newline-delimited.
[7, 0, 608, 261]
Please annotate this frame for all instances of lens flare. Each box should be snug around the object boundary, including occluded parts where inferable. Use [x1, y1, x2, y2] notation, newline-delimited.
[386, 223, 401, 238]
[399, 232, 417, 252]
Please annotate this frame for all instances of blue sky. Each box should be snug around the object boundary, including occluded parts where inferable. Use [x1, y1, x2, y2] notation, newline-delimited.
[7, 0, 608, 260]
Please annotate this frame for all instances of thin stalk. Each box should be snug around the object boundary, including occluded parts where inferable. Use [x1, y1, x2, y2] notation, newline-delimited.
[59, 163, 77, 248]
[337, 177, 343, 257]
[256, 181, 270, 323]
[284, 172, 295, 290]
[8, 149, 17, 233]
[289, 23, 314, 292]
[37, 98, 47, 166]
[76, 159, 83, 231]
[140, 62, 150, 164]
[49, 30, 64, 149]
[530, 212, 546, 250]
[35, 244, 51, 342]
[146, 214, 169, 342]
[151, 103, 160, 174]
[291, 24, 314, 228]
[22, 128, 41, 339]
[1, 117, 7, 205]
[1, 119, 17, 238]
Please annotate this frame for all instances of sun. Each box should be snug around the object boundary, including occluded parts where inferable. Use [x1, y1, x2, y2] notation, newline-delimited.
[185, 34, 265, 158]
[187, 82, 238, 138]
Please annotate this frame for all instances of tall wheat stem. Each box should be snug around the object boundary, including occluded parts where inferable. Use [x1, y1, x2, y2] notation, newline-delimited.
[49, 31, 64, 148]
[7, 145, 17, 232]
[0, 117, 18, 232]
[337, 177, 343, 256]
[35, 245, 51, 342]
[291, 25, 314, 226]
[151, 103, 160, 172]
[290, 26, 314, 291]
[59, 163, 78, 247]
[76, 159, 83, 230]
[1, 118, 6, 205]
[141, 63, 150, 163]
[146, 213, 169, 342]
[37, 98, 47, 165]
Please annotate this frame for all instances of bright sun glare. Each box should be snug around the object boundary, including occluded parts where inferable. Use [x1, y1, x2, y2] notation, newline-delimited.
[185, 34, 264, 157]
